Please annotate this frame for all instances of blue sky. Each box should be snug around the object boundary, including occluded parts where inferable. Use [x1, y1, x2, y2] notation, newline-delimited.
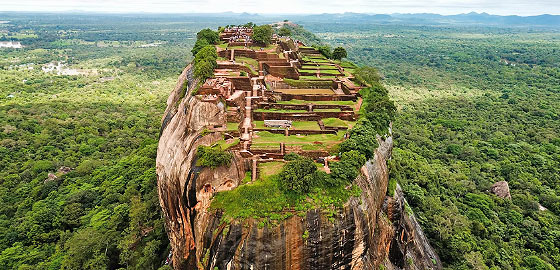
[1, 0, 558, 16]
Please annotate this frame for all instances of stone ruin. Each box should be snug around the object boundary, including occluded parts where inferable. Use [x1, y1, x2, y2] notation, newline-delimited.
[195, 26, 365, 181]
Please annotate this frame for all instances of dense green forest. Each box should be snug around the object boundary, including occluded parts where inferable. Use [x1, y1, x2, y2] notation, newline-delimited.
[308, 23, 560, 269]
[0, 15, 204, 270]
[1, 13, 559, 269]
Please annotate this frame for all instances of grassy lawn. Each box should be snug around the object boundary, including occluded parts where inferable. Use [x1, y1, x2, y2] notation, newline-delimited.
[276, 88, 334, 95]
[216, 43, 228, 49]
[322, 118, 356, 128]
[254, 108, 308, 113]
[298, 69, 320, 73]
[299, 76, 333, 81]
[301, 64, 339, 70]
[236, 56, 258, 68]
[342, 67, 355, 74]
[277, 100, 356, 106]
[313, 108, 341, 112]
[305, 58, 331, 63]
[243, 63, 258, 75]
[227, 122, 239, 131]
[319, 69, 342, 75]
[288, 143, 330, 151]
[250, 142, 281, 150]
[254, 120, 270, 129]
[337, 61, 357, 68]
[308, 55, 327, 59]
[259, 162, 285, 180]
[214, 138, 240, 150]
[291, 121, 320, 130]
[253, 130, 345, 144]
[254, 121, 319, 130]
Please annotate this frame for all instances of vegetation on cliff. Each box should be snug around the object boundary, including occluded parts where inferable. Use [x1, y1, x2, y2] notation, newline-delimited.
[312, 23, 560, 269]
[191, 28, 219, 56]
[192, 29, 220, 83]
[211, 65, 394, 223]
[196, 145, 233, 169]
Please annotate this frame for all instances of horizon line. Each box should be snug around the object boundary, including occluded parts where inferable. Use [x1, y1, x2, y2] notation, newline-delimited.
[1, 10, 559, 17]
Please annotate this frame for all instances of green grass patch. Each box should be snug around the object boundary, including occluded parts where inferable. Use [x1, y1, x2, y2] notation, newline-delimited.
[306, 58, 331, 63]
[236, 56, 258, 68]
[242, 171, 252, 184]
[291, 121, 320, 130]
[277, 100, 356, 106]
[214, 138, 240, 150]
[211, 174, 363, 222]
[319, 69, 342, 75]
[253, 131, 345, 144]
[259, 162, 285, 179]
[323, 118, 355, 128]
[226, 122, 239, 131]
[301, 64, 339, 70]
[298, 69, 320, 73]
[276, 88, 334, 95]
[254, 108, 308, 113]
[313, 108, 340, 112]
[299, 75, 333, 81]
[282, 79, 332, 88]
[250, 142, 281, 150]
[253, 121, 270, 129]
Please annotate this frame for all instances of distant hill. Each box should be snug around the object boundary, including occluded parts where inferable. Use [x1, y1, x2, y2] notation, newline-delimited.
[286, 12, 560, 26]
[391, 12, 560, 26]
[2, 11, 559, 26]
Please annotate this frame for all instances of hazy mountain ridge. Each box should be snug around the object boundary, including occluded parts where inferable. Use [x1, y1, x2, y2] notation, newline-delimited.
[2, 11, 559, 26]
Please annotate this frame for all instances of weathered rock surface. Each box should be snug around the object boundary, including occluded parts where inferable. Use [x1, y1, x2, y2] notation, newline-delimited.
[490, 181, 511, 199]
[157, 65, 442, 269]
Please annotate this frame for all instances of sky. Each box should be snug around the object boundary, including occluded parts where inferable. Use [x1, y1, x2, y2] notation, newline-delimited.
[1, 0, 559, 16]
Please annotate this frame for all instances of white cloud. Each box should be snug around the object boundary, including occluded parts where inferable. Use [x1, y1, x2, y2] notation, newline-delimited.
[0, 0, 558, 15]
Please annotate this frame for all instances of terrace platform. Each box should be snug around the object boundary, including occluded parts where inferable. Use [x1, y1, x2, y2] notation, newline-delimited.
[194, 26, 365, 181]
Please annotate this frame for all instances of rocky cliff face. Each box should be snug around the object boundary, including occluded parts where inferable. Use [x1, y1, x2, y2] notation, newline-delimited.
[157, 65, 442, 270]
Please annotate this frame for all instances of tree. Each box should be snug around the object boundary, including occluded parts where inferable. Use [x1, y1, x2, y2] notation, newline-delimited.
[314, 45, 332, 59]
[279, 27, 291, 37]
[196, 146, 233, 169]
[194, 45, 218, 81]
[191, 38, 210, 57]
[243, 22, 255, 28]
[194, 45, 217, 66]
[332, 47, 347, 60]
[330, 150, 366, 183]
[339, 124, 378, 159]
[252, 25, 273, 45]
[192, 29, 219, 56]
[62, 228, 115, 270]
[196, 29, 219, 45]
[194, 60, 214, 81]
[279, 157, 317, 193]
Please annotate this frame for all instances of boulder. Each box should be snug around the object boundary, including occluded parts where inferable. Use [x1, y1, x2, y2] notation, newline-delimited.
[45, 173, 57, 182]
[491, 181, 511, 199]
[58, 166, 73, 174]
